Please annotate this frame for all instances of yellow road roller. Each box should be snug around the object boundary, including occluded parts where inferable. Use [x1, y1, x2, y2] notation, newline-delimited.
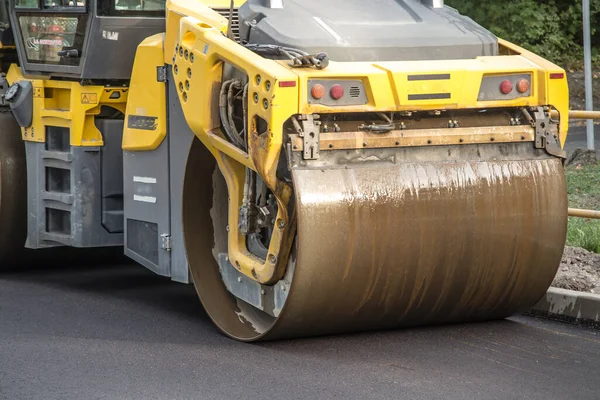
[3, 0, 569, 340]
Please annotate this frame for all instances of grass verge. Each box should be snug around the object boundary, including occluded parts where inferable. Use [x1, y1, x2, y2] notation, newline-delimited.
[566, 162, 600, 253]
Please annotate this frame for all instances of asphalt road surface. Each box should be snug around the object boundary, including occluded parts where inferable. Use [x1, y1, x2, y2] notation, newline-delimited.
[1, 261, 600, 400]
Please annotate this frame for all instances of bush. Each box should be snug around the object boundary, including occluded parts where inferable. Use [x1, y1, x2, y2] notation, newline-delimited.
[446, 0, 600, 67]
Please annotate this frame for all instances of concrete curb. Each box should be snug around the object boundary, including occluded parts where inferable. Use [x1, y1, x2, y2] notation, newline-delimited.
[527, 287, 600, 328]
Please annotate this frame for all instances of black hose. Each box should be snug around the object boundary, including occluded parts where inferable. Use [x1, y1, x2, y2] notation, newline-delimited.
[219, 80, 244, 148]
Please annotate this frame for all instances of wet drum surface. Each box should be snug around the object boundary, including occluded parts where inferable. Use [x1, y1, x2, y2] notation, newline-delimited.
[188, 142, 568, 341]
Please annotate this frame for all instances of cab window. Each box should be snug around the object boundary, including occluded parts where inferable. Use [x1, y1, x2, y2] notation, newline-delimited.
[97, 0, 164, 16]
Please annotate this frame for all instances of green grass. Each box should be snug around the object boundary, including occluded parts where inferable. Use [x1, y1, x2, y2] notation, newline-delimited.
[566, 162, 600, 253]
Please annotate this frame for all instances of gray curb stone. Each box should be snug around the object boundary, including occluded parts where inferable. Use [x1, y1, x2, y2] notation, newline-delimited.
[527, 287, 600, 328]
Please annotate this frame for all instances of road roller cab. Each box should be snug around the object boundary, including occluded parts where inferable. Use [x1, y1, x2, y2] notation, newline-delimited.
[2, 0, 572, 341]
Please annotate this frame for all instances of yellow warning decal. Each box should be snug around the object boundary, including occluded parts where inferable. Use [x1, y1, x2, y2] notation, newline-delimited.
[33, 87, 42, 98]
[81, 93, 98, 104]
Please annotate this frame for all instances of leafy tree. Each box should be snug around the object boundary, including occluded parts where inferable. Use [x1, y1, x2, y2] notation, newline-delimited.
[446, 0, 600, 67]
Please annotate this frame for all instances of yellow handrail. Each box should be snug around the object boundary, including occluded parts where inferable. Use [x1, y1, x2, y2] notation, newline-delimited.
[569, 208, 600, 219]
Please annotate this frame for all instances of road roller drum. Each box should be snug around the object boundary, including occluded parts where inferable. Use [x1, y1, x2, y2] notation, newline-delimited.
[0, 110, 27, 268]
[185, 141, 567, 341]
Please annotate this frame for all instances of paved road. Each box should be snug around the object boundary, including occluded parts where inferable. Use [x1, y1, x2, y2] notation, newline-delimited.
[1, 261, 600, 400]
[565, 124, 600, 155]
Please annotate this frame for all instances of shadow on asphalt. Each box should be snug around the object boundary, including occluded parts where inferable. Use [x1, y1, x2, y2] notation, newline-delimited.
[0, 251, 211, 324]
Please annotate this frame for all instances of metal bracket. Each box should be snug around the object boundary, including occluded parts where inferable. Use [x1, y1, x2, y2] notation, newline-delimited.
[156, 66, 168, 83]
[297, 115, 320, 160]
[0, 74, 8, 106]
[161, 234, 172, 251]
[532, 107, 566, 159]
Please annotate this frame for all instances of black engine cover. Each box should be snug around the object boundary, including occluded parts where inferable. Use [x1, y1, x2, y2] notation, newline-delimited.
[238, 0, 498, 62]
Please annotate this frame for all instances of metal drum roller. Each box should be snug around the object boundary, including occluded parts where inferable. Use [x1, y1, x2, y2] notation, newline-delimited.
[184, 141, 567, 341]
[0, 110, 27, 268]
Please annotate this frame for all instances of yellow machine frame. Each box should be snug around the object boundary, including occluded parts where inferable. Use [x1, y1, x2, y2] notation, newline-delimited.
[130, 0, 571, 285]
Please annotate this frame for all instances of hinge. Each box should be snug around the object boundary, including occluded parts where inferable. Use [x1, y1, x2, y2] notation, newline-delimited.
[156, 66, 168, 83]
[296, 114, 320, 160]
[161, 234, 172, 251]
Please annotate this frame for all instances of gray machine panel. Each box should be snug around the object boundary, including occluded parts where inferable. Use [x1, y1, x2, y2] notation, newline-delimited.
[123, 67, 194, 283]
[82, 16, 165, 81]
[239, 0, 498, 62]
[123, 138, 171, 277]
[25, 137, 124, 249]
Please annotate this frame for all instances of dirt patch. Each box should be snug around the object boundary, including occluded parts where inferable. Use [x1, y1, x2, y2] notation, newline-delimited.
[567, 71, 600, 112]
[553, 246, 600, 293]
[566, 148, 598, 166]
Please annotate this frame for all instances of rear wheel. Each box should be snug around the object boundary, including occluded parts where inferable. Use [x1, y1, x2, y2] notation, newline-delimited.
[0, 110, 27, 268]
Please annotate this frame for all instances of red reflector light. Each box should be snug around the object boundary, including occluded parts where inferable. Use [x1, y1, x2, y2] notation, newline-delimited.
[311, 84, 326, 99]
[550, 72, 565, 80]
[330, 84, 344, 100]
[279, 80, 297, 88]
[516, 78, 530, 93]
[499, 80, 513, 95]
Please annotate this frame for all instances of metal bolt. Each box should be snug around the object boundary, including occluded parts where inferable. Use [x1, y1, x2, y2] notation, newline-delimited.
[277, 219, 285, 229]
[263, 99, 269, 109]
[186, 81, 190, 90]
[269, 254, 277, 264]
[253, 93, 259, 103]
[187, 68, 192, 78]
[31, 128, 34, 138]
[261, 289, 266, 295]
[183, 92, 187, 102]
[174, 65, 178, 75]
[237, 277, 242, 283]
[184, 49, 189, 60]
[265, 81, 271, 91]
[190, 53, 195, 63]
[179, 47, 183, 57]
[175, 44, 179, 53]
[256, 75, 261, 85]
[226, 225, 230, 232]
[178, 82, 184, 92]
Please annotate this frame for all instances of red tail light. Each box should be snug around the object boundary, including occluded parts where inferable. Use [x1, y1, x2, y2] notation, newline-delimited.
[330, 84, 344, 100]
[516, 78, 530, 93]
[311, 84, 326, 99]
[499, 80, 513, 95]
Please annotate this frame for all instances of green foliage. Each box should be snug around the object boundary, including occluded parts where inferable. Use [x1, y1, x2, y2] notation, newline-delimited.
[564, 162, 600, 253]
[446, 0, 600, 67]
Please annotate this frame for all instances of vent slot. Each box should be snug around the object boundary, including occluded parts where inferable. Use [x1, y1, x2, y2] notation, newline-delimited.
[213, 8, 240, 42]
[46, 208, 71, 235]
[349, 87, 361, 98]
[46, 167, 71, 194]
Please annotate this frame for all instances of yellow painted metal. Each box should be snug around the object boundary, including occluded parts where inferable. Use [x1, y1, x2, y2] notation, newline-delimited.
[122, 34, 167, 151]
[170, 12, 299, 284]
[568, 110, 600, 120]
[163, 0, 570, 286]
[569, 208, 600, 219]
[6, 65, 128, 146]
[164, 0, 245, 67]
